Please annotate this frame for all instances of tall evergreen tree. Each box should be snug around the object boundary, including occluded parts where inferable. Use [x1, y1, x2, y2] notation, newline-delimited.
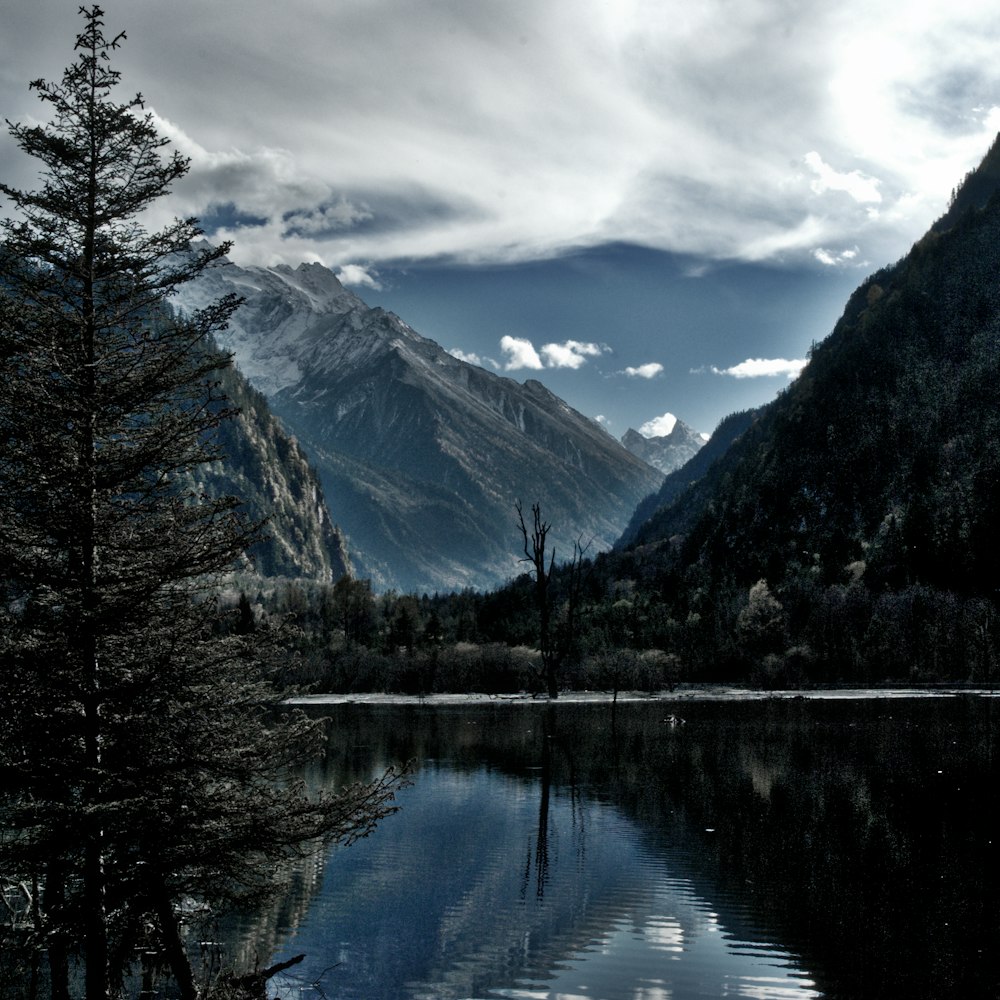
[0, 9, 401, 999]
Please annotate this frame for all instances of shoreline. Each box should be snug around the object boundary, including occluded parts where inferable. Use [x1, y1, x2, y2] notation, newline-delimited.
[286, 686, 999, 706]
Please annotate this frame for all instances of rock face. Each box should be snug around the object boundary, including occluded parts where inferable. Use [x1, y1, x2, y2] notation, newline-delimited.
[621, 419, 707, 476]
[206, 363, 351, 582]
[175, 256, 663, 592]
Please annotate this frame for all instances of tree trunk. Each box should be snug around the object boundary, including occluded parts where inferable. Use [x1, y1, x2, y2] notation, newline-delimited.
[44, 862, 71, 1000]
[83, 830, 108, 1000]
[543, 654, 559, 699]
[153, 883, 198, 1000]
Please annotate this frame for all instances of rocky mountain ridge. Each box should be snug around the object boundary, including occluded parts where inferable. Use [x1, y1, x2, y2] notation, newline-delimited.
[175, 256, 663, 592]
[206, 362, 351, 582]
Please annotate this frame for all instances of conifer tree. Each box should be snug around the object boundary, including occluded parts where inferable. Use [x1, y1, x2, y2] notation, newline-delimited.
[0, 9, 401, 998]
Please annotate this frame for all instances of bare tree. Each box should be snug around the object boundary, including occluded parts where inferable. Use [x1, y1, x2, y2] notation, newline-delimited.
[516, 501, 591, 699]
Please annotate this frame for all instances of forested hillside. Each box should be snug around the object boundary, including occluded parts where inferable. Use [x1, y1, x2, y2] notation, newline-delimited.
[592, 134, 1000, 684]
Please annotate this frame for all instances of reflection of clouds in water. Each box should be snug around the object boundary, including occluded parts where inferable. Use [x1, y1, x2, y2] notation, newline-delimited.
[643, 916, 684, 952]
[729, 974, 822, 999]
[268, 750, 824, 1000]
[633, 984, 672, 1000]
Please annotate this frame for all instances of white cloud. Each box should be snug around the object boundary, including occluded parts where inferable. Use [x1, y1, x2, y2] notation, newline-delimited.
[500, 336, 544, 371]
[501, 336, 607, 370]
[639, 412, 678, 438]
[5, 1, 1000, 270]
[813, 246, 861, 267]
[336, 264, 382, 289]
[711, 358, 808, 379]
[449, 348, 500, 369]
[540, 340, 607, 369]
[624, 362, 664, 379]
[804, 151, 882, 204]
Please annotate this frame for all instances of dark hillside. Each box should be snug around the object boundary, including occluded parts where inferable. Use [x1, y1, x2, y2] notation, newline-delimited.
[623, 134, 1000, 601]
[707, 212, 992, 592]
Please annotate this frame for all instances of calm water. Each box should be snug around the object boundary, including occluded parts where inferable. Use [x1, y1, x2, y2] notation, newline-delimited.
[229, 697, 999, 1000]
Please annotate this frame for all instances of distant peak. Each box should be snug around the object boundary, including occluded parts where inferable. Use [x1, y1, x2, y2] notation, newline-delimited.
[621, 416, 707, 475]
[636, 412, 678, 439]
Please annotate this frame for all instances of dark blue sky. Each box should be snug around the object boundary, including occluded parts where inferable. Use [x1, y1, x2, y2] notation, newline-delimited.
[364, 244, 864, 436]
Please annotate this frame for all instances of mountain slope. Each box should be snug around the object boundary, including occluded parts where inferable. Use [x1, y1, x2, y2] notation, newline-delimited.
[623, 133, 1000, 598]
[175, 259, 662, 592]
[617, 408, 759, 549]
[205, 364, 351, 582]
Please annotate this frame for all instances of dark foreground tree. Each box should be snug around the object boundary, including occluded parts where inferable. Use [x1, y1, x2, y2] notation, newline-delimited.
[0, 9, 402, 999]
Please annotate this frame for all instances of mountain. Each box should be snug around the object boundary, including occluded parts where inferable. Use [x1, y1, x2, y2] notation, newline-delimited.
[178, 345, 351, 583]
[619, 132, 1000, 599]
[620, 417, 707, 475]
[617, 408, 759, 549]
[205, 363, 351, 582]
[174, 257, 663, 592]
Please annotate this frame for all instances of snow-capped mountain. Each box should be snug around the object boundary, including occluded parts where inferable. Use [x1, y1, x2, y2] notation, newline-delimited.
[621, 418, 707, 476]
[175, 253, 663, 592]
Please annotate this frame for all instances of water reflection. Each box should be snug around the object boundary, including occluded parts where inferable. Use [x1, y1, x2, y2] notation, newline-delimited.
[231, 698, 998, 1000]
[260, 766, 818, 1000]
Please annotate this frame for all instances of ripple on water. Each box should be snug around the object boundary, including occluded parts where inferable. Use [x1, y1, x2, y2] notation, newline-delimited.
[259, 764, 823, 1000]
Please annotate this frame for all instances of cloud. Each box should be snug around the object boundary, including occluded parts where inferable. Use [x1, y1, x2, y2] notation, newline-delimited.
[284, 198, 374, 237]
[624, 362, 664, 379]
[449, 348, 499, 369]
[710, 358, 808, 379]
[500, 336, 544, 371]
[336, 264, 382, 289]
[804, 152, 882, 204]
[540, 340, 607, 369]
[813, 246, 861, 267]
[639, 413, 678, 438]
[501, 336, 607, 371]
[5, 1, 1000, 271]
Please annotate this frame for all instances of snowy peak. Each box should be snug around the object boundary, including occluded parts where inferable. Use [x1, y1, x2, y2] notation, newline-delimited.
[622, 418, 707, 475]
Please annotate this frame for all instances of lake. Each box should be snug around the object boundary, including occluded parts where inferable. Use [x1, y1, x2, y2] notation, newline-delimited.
[224, 695, 999, 1000]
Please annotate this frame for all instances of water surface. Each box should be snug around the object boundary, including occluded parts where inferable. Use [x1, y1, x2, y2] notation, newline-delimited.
[232, 697, 998, 1000]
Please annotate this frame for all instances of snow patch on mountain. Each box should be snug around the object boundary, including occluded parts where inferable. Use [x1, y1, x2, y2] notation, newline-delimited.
[622, 418, 707, 476]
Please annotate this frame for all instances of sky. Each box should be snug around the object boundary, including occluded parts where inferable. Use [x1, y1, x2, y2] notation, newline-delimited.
[3, 1, 1000, 436]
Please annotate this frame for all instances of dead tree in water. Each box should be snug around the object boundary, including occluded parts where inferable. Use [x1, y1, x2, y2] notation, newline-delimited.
[209, 954, 307, 1000]
[516, 501, 591, 699]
